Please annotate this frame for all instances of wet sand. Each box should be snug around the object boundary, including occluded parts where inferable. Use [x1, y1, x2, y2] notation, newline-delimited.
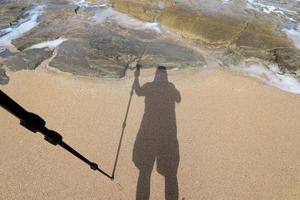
[0, 67, 300, 199]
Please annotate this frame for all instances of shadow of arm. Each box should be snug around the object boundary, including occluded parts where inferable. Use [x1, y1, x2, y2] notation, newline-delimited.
[174, 86, 181, 103]
[133, 77, 146, 96]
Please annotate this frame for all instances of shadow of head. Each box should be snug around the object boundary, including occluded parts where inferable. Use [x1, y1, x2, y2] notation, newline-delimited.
[154, 66, 168, 82]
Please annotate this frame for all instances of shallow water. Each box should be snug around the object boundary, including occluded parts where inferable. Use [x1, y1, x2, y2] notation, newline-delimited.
[284, 24, 300, 49]
[228, 63, 300, 94]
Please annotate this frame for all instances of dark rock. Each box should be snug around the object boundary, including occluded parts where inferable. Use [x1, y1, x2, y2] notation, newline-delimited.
[49, 40, 125, 78]
[270, 48, 300, 73]
[3, 48, 53, 71]
[0, 48, 16, 58]
[50, 25, 206, 78]
[0, 67, 9, 85]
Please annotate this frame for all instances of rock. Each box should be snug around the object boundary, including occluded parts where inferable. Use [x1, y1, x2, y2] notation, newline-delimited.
[8, 0, 297, 80]
[270, 48, 300, 73]
[137, 38, 206, 69]
[50, 25, 206, 78]
[0, 48, 16, 58]
[11, 3, 76, 50]
[111, 0, 298, 74]
[0, 3, 28, 29]
[9, 2, 205, 78]
[3, 48, 53, 71]
[111, 0, 174, 22]
[233, 23, 293, 53]
[111, 1, 293, 48]
[0, 67, 9, 85]
[157, 6, 245, 45]
[49, 39, 122, 77]
[111, 1, 153, 22]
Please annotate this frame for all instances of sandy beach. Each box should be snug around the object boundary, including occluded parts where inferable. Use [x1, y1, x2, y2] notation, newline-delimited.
[1, 67, 300, 199]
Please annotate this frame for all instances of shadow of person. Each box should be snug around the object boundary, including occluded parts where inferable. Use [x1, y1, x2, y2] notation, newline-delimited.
[133, 66, 181, 200]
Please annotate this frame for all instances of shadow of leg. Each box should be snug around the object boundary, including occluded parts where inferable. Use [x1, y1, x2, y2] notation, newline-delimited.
[136, 169, 152, 200]
[165, 174, 179, 200]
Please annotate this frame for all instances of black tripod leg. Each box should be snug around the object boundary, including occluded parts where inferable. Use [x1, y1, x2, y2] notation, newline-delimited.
[59, 141, 112, 179]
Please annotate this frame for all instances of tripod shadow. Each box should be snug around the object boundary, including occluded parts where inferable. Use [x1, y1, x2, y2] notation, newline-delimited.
[133, 66, 181, 200]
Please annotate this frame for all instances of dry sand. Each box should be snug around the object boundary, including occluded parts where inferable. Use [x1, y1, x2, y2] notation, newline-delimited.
[0, 67, 300, 199]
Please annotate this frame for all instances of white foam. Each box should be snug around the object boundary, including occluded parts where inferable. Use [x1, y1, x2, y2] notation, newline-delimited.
[222, 0, 233, 4]
[26, 38, 67, 50]
[144, 23, 162, 32]
[239, 64, 300, 94]
[0, 5, 45, 47]
[283, 24, 300, 49]
[94, 7, 161, 32]
[246, 0, 297, 22]
[73, 0, 107, 8]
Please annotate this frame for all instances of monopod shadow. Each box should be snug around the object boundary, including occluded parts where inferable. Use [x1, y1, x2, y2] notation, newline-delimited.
[110, 64, 142, 180]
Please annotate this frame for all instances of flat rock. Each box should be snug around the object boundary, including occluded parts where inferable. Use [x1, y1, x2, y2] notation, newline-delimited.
[50, 25, 206, 78]
[3, 48, 53, 71]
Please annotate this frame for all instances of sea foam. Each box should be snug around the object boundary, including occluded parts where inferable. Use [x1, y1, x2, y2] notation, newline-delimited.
[26, 38, 67, 50]
[236, 64, 300, 94]
[94, 7, 161, 32]
[246, 0, 297, 22]
[73, 0, 107, 8]
[283, 24, 300, 49]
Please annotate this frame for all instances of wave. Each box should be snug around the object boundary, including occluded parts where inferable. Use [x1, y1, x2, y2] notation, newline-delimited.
[220, 60, 300, 94]
[283, 24, 300, 49]
[246, 0, 297, 22]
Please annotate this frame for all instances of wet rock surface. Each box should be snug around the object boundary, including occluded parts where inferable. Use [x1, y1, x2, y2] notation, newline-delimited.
[50, 25, 206, 78]
[0, 1, 206, 83]
[0, 3, 28, 29]
[111, 0, 300, 75]
[2, 48, 53, 71]
[271, 48, 300, 73]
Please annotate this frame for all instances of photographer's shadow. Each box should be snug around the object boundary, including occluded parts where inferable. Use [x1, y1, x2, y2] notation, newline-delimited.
[133, 66, 181, 200]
